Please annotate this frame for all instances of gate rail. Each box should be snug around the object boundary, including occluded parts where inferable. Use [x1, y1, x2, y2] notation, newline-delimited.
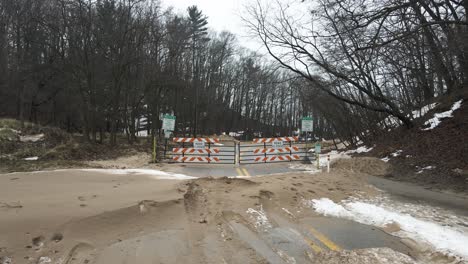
[166, 138, 236, 164]
[239, 141, 309, 164]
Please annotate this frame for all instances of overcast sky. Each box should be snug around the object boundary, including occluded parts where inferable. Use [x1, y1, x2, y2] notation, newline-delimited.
[161, 0, 264, 52]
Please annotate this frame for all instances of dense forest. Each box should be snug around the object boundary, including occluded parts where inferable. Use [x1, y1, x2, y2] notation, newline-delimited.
[246, 0, 467, 144]
[0, 0, 466, 145]
[0, 0, 305, 143]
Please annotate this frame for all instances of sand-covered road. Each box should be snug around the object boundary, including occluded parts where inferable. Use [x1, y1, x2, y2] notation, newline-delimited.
[1, 158, 467, 264]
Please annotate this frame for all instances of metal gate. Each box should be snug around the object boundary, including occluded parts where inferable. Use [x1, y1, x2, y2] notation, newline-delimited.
[238, 137, 309, 164]
[167, 137, 236, 164]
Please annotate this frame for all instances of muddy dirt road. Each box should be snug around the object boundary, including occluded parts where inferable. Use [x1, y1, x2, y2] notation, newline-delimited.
[1, 158, 467, 264]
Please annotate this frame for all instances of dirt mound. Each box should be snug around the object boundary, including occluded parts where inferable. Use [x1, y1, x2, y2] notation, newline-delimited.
[332, 157, 390, 176]
[188, 177, 258, 188]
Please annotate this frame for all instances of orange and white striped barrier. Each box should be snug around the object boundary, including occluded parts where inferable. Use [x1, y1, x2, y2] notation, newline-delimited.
[172, 148, 220, 154]
[254, 155, 301, 162]
[172, 156, 220, 163]
[173, 137, 220, 143]
[253, 137, 298, 143]
[253, 146, 300, 154]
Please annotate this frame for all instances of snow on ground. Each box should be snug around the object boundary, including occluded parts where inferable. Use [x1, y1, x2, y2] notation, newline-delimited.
[411, 102, 438, 119]
[305, 195, 468, 261]
[422, 100, 463, 131]
[378, 102, 440, 130]
[345, 146, 374, 154]
[380, 150, 403, 163]
[19, 133, 44, 142]
[380, 115, 402, 129]
[289, 163, 321, 174]
[416, 165, 436, 174]
[26, 168, 196, 180]
[79, 168, 196, 180]
[23, 156, 39, 161]
[381, 157, 391, 162]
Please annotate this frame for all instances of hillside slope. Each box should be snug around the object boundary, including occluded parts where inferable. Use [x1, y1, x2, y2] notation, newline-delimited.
[367, 93, 468, 193]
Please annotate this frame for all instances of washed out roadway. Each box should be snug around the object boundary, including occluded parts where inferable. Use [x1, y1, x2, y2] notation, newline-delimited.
[161, 162, 308, 178]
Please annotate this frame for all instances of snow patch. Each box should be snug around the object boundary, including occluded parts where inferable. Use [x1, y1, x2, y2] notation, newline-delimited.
[411, 103, 438, 119]
[345, 146, 373, 154]
[307, 198, 468, 260]
[380, 116, 402, 129]
[26, 168, 195, 180]
[416, 166, 435, 174]
[20, 133, 45, 142]
[422, 100, 463, 130]
[24, 156, 39, 161]
[381, 157, 390, 162]
[378, 102, 439, 130]
[289, 164, 320, 174]
[381, 150, 403, 163]
[79, 168, 196, 180]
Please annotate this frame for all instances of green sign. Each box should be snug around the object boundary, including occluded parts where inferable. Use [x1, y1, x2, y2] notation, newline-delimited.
[162, 114, 176, 131]
[314, 143, 321, 154]
[302, 117, 313, 132]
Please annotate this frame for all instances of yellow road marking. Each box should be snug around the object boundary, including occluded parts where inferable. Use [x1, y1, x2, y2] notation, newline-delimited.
[235, 167, 244, 176]
[241, 168, 251, 177]
[307, 226, 341, 251]
[303, 236, 322, 253]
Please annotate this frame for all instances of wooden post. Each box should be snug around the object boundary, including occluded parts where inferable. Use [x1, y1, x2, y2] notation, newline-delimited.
[152, 134, 157, 163]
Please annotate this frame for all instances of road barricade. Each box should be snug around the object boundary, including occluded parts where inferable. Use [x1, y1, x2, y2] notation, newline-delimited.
[239, 137, 307, 164]
[169, 137, 235, 164]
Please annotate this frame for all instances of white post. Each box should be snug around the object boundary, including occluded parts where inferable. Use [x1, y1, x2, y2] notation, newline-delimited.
[327, 154, 330, 173]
